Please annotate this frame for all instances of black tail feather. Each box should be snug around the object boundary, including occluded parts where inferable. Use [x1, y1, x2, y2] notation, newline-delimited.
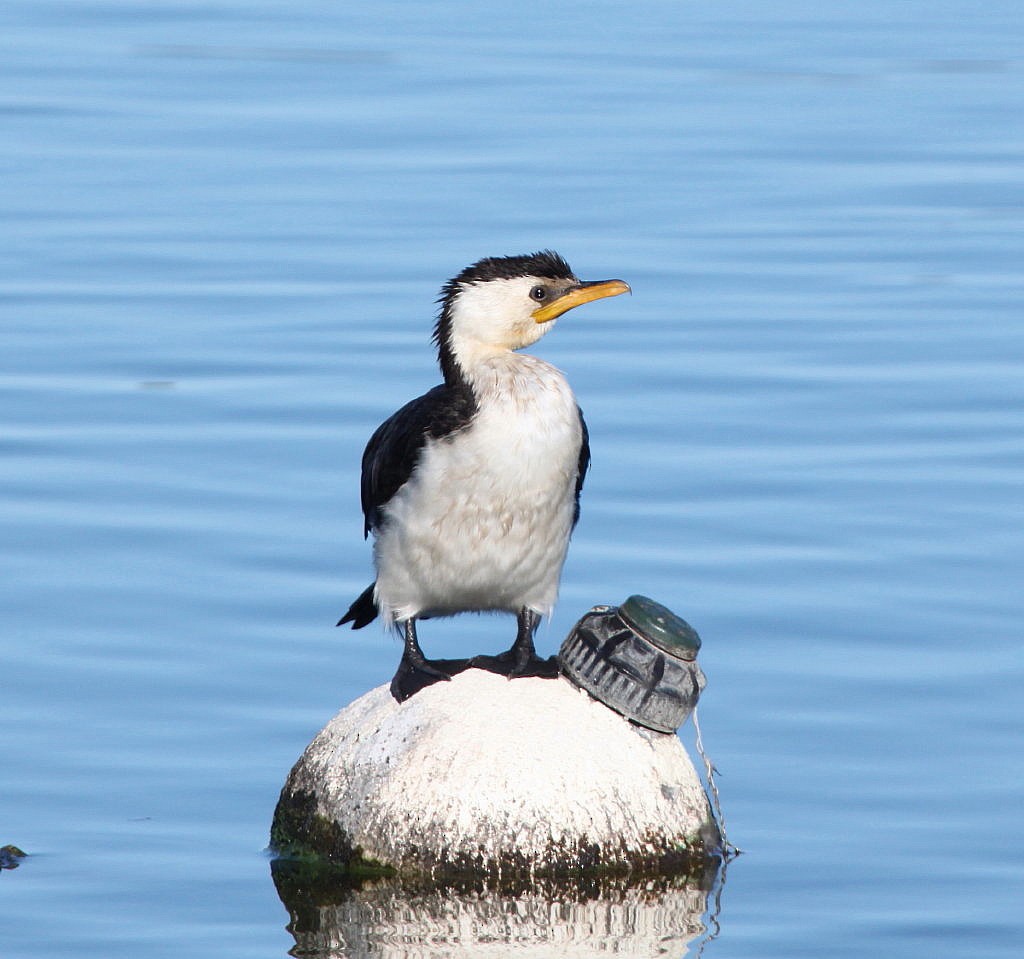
[337, 583, 378, 629]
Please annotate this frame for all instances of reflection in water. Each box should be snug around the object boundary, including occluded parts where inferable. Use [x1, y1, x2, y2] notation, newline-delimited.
[272, 859, 725, 958]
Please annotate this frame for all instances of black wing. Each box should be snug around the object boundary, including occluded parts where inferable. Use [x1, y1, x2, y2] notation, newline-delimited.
[573, 405, 590, 529]
[359, 382, 477, 537]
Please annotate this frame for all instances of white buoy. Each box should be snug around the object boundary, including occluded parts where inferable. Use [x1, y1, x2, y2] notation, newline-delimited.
[272, 668, 718, 876]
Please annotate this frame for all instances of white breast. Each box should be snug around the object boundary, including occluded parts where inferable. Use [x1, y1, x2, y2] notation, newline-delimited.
[373, 354, 582, 626]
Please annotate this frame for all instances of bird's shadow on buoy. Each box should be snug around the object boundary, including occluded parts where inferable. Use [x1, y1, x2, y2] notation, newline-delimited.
[390, 654, 560, 703]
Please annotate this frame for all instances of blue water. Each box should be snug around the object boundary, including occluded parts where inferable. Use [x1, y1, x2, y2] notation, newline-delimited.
[3, 1, 1023, 955]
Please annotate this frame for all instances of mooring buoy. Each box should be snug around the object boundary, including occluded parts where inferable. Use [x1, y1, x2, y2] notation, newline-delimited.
[272, 598, 718, 877]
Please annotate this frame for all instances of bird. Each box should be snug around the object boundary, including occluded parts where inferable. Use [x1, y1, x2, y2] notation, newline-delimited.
[337, 251, 630, 699]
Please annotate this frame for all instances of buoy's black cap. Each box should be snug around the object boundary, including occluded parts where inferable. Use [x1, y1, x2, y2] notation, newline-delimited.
[618, 595, 701, 662]
[558, 598, 705, 734]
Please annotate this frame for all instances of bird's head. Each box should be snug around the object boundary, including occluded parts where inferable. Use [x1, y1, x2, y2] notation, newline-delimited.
[433, 251, 630, 383]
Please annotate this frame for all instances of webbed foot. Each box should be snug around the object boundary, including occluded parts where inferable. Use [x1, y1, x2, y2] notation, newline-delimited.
[467, 607, 559, 680]
[389, 619, 472, 702]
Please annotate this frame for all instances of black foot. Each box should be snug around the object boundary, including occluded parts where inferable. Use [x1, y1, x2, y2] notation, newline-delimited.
[391, 619, 479, 702]
[389, 610, 559, 702]
[390, 655, 476, 703]
[466, 650, 560, 679]
[466, 606, 559, 680]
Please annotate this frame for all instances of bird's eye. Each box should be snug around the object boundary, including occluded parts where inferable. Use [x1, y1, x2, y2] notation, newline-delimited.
[530, 285, 548, 301]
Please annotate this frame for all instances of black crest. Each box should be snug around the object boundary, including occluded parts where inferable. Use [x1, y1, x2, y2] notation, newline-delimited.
[443, 250, 574, 290]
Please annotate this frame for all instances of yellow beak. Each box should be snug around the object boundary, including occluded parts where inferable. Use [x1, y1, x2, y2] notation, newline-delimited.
[532, 279, 631, 324]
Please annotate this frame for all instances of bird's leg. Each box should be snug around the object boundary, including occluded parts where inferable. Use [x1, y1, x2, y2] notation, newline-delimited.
[464, 607, 558, 680]
[509, 607, 541, 675]
[389, 617, 456, 703]
[400, 618, 450, 680]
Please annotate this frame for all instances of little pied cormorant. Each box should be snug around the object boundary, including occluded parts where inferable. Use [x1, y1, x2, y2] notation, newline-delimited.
[338, 251, 630, 699]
